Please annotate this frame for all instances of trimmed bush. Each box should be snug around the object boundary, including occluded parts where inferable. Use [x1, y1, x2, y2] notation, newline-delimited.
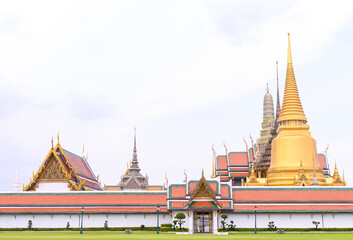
[161, 223, 173, 227]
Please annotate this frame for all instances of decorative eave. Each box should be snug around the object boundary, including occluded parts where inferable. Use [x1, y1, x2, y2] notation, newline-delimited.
[185, 172, 221, 209]
[23, 143, 86, 191]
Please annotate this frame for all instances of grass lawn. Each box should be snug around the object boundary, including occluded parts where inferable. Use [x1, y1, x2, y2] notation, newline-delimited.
[1, 231, 353, 240]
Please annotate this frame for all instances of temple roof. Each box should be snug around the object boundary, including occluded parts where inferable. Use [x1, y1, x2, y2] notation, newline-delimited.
[23, 142, 102, 191]
[0, 191, 167, 214]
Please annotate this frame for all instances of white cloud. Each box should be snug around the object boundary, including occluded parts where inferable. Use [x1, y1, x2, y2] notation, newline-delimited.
[0, 0, 353, 189]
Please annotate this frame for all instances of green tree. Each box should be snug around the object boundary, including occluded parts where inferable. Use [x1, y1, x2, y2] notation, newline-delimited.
[220, 214, 228, 231]
[312, 221, 320, 230]
[66, 222, 70, 230]
[175, 212, 186, 230]
[104, 221, 108, 230]
[268, 221, 276, 230]
[27, 220, 32, 230]
[172, 220, 178, 231]
[228, 220, 236, 231]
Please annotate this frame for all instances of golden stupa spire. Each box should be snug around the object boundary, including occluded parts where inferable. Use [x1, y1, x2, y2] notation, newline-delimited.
[278, 33, 307, 124]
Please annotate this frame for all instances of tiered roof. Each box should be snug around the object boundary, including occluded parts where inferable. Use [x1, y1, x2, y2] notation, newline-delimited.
[23, 141, 102, 191]
[215, 148, 254, 182]
[167, 173, 233, 211]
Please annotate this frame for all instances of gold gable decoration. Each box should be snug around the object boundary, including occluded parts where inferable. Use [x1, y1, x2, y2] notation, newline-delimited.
[193, 182, 214, 199]
[39, 157, 66, 179]
[186, 171, 221, 209]
[23, 142, 86, 191]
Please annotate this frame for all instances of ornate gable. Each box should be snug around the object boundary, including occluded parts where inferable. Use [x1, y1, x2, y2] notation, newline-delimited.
[185, 171, 221, 209]
[23, 141, 100, 191]
[193, 182, 215, 199]
[38, 156, 66, 180]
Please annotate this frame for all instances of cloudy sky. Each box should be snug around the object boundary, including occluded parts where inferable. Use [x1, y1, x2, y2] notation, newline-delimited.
[1, 0, 353, 191]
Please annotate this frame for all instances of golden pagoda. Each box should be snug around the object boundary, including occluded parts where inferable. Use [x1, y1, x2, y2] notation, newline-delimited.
[267, 34, 338, 186]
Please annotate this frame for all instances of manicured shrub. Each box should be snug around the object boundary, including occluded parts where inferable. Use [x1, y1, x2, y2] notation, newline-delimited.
[175, 213, 186, 230]
[161, 223, 173, 227]
[66, 222, 70, 230]
[27, 220, 33, 230]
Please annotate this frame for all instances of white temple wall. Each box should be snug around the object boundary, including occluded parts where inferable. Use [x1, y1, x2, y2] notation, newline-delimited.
[2, 212, 353, 229]
[0, 213, 172, 228]
[221, 212, 353, 228]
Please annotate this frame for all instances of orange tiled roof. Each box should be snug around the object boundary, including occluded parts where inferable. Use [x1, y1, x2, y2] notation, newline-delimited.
[229, 152, 248, 166]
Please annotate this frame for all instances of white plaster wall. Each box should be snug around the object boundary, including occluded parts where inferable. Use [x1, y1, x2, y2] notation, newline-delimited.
[0, 213, 172, 228]
[222, 213, 353, 228]
[2, 212, 353, 229]
[36, 182, 70, 192]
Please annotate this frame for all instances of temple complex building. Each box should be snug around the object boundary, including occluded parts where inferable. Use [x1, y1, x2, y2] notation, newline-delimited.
[23, 137, 102, 191]
[0, 34, 350, 233]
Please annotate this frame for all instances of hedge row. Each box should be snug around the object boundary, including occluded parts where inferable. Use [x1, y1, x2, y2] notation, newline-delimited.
[0, 227, 189, 232]
[218, 227, 353, 232]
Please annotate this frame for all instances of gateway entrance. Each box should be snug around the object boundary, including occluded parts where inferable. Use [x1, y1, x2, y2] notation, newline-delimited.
[194, 211, 212, 233]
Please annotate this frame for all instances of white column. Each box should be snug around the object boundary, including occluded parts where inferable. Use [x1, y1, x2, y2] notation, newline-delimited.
[188, 211, 193, 234]
[212, 211, 218, 234]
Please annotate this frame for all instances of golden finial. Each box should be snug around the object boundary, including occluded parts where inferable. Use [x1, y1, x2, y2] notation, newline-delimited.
[278, 33, 307, 124]
[97, 174, 99, 180]
[57, 131, 60, 144]
[165, 173, 168, 187]
[243, 137, 248, 151]
[202, 168, 204, 178]
[287, 33, 292, 64]
[249, 160, 257, 179]
[86, 153, 88, 160]
[223, 142, 228, 154]
[324, 144, 329, 155]
[184, 169, 187, 181]
[51, 136, 54, 149]
[211, 145, 216, 178]
[82, 145, 85, 154]
[249, 134, 254, 148]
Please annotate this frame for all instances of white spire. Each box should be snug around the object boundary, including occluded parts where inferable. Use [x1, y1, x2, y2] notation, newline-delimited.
[13, 168, 20, 192]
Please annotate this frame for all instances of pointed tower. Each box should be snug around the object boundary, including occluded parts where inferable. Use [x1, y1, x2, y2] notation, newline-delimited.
[267, 34, 327, 186]
[119, 128, 148, 190]
[254, 84, 275, 171]
[13, 168, 20, 192]
[256, 62, 281, 177]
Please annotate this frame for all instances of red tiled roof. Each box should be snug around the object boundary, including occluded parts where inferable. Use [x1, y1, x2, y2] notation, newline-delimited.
[62, 149, 95, 180]
[229, 152, 248, 166]
[318, 154, 328, 169]
[217, 156, 228, 169]
[0, 206, 168, 213]
[233, 204, 353, 211]
[170, 201, 187, 209]
[0, 192, 167, 206]
[233, 188, 353, 202]
[220, 176, 230, 181]
[230, 172, 249, 177]
[221, 185, 230, 198]
[170, 186, 186, 198]
[249, 148, 254, 162]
